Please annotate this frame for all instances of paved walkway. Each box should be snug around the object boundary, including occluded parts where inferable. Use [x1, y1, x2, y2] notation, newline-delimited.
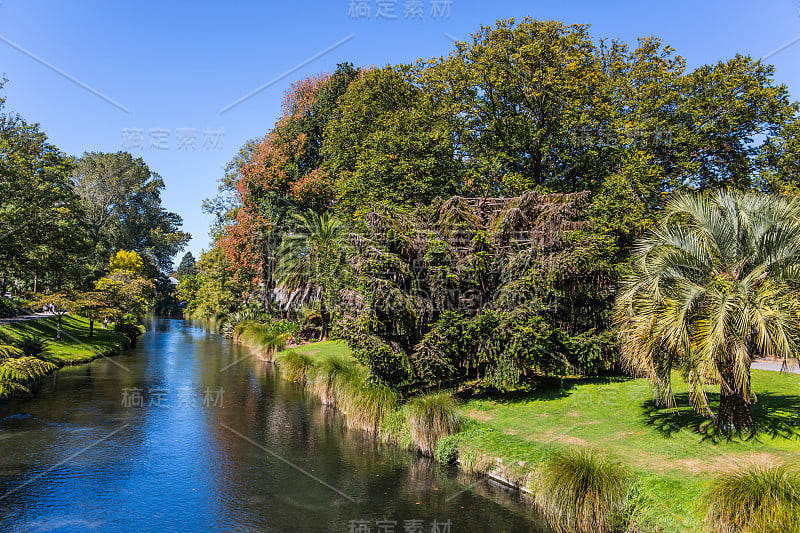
[2, 312, 797, 376]
[752, 359, 800, 375]
[0, 312, 55, 325]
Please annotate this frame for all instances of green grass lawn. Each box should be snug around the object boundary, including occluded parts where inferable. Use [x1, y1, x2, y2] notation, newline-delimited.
[286, 339, 354, 361]
[459, 371, 800, 532]
[286, 340, 800, 532]
[0, 315, 130, 364]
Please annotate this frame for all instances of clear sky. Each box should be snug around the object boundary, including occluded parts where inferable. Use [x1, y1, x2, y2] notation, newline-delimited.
[1, 1, 798, 266]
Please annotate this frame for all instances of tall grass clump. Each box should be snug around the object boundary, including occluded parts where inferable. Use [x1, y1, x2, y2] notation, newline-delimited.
[380, 408, 413, 449]
[338, 373, 399, 433]
[533, 448, 632, 533]
[310, 355, 360, 407]
[233, 321, 288, 360]
[705, 461, 800, 533]
[405, 392, 463, 456]
[275, 350, 315, 383]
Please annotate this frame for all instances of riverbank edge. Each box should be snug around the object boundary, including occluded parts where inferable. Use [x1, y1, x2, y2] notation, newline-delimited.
[0, 315, 136, 388]
[234, 337, 536, 492]
[235, 336, 735, 532]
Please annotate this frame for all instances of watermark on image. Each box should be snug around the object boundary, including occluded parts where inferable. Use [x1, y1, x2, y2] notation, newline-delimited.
[0, 35, 128, 113]
[220, 34, 354, 114]
[348, 0, 451, 20]
[121, 127, 224, 151]
[121, 387, 224, 408]
[348, 518, 452, 533]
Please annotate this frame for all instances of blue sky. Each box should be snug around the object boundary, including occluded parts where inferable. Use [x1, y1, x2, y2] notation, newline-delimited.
[1, 1, 799, 266]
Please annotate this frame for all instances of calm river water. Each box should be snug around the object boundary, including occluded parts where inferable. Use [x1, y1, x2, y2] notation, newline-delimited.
[0, 318, 546, 532]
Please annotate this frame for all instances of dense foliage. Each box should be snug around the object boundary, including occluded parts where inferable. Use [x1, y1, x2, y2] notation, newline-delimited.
[187, 17, 800, 399]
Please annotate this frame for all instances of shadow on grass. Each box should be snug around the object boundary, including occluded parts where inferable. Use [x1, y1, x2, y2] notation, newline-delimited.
[641, 392, 800, 443]
[460, 375, 634, 405]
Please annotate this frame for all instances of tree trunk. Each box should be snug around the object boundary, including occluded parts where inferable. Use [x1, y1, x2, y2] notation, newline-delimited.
[89, 319, 94, 337]
[0, 271, 7, 297]
[56, 314, 62, 340]
[715, 362, 754, 432]
[320, 307, 329, 341]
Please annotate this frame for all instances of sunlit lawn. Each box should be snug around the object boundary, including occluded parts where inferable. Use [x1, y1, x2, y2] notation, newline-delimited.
[0, 315, 128, 364]
[286, 339, 354, 362]
[459, 370, 800, 531]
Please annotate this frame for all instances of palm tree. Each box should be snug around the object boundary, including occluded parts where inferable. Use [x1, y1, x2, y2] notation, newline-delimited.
[615, 190, 800, 432]
[275, 211, 349, 337]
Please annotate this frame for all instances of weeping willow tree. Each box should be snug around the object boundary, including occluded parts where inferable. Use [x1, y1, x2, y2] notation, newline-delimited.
[615, 190, 800, 432]
[341, 190, 614, 386]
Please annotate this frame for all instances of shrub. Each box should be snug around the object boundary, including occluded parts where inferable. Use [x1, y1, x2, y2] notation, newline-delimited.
[0, 298, 21, 319]
[405, 391, 463, 456]
[269, 319, 299, 338]
[14, 336, 48, 359]
[275, 350, 315, 383]
[338, 316, 413, 385]
[533, 448, 632, 533]
[434, 434, 461, 466]
[114, 323, 141, 347]
[233, 321, 289, 358]
[705, 461, 800, 533]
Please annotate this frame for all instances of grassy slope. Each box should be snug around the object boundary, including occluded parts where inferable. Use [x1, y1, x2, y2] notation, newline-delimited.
[286, 341, 800, 532]
[0, 315, 129, 364]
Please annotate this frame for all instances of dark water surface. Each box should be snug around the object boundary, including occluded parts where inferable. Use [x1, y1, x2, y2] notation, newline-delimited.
[0, 318, 545, 532]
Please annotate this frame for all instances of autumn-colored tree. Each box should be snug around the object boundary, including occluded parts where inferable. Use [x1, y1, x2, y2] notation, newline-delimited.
[108, 250, 144, 276]
[94, 270, 153, 322]
[219, 64, 359, 303]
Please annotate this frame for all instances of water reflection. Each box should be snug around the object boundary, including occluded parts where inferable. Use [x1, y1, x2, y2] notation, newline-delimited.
[0, 318, 546, 532]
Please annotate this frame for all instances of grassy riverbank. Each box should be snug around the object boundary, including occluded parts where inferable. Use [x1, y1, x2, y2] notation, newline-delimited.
[279, 341, 800, 533]
[0, 315, 131, 364]
[458, 370, 800, 532]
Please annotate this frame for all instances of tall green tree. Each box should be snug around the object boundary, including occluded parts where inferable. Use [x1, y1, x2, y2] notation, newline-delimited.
[0, 114, 85, 293]
[420, 18, 604, 196]
[176, 251, 196, 279]
[187, 247, 243, 319]
[72, 151, 190, 275]
[323, 65, 461, 214]
[615, 190, 800, 432]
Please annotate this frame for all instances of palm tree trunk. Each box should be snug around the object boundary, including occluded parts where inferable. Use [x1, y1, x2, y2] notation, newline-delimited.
[715, 362, 754, 432]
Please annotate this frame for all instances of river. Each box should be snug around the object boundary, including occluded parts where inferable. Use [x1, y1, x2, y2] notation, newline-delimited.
[0, 318, 545, 532]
